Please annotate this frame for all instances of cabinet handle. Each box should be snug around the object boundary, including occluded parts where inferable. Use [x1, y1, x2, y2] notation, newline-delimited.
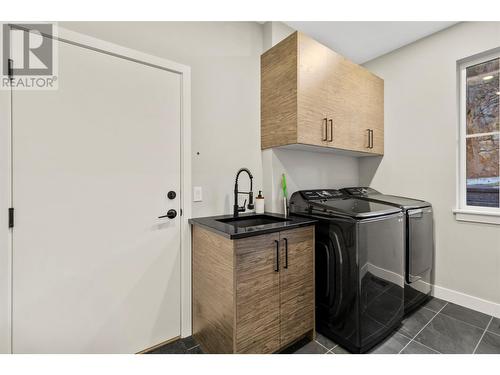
[283, 238, 288, 269]
[322, 118, 328, 141]
[328, 119, 333, 142]
[366, 129, 374, 149]
[274, 240, 280, 272]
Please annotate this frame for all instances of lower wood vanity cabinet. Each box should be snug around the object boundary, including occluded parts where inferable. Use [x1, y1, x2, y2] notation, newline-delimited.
[192, 225, 315, 354]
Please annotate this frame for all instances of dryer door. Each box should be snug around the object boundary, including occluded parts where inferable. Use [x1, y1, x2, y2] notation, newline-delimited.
[357, 212, 405, 350]
[407, 207, 434, 283]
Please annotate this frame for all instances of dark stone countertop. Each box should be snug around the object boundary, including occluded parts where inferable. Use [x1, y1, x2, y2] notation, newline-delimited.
[188, 212, 317, 239]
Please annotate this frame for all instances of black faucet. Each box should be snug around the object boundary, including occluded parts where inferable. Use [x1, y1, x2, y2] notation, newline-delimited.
[233, 168, 254, 217]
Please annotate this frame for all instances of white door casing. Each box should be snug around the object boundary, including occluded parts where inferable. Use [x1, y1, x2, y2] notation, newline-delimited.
[2, 26, 192, 353]
[0, 24, 13, 354]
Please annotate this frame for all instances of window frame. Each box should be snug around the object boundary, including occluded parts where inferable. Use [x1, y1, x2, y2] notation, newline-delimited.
[455, 50, 500, 224]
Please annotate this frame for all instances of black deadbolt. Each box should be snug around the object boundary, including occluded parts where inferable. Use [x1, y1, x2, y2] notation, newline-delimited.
[158, 209, 177, 219]
[167, 191, 176, 200]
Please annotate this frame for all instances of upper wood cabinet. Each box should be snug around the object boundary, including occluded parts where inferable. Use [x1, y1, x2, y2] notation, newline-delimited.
[261, 31, 384, 156]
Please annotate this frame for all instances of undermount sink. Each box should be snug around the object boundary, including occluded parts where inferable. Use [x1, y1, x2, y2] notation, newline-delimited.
[217, 214, 290, 228]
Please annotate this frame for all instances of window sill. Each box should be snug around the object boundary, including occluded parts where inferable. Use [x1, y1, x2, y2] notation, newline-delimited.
[453, 209, 500, 225]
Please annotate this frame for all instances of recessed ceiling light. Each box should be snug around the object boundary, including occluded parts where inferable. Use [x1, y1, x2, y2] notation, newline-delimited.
[497, 91, 500, 95]
[482, 75, 494, 81]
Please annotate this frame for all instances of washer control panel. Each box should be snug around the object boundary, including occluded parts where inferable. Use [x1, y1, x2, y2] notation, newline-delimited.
[300, 189, 345, 200]
[342, 187, 379, 196]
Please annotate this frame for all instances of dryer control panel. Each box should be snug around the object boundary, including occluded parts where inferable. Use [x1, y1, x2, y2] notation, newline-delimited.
[299, 189, 345, 200]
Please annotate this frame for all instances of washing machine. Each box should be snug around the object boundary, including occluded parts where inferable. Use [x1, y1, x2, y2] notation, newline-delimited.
[289, 189, 405, 353]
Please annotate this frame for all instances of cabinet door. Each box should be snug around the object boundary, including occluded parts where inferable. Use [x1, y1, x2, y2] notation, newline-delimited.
[323, 49, 359, 151]
[368, 73, 384, 154]
[369, 104, 384, 155]
[279, 226, 315, 347]
[345, 67, 384, 154]
[235, 233, 281, 353]
[297, 33, 334, 148]
[325, 52, 384, 154]
[261, 32, 299, 149]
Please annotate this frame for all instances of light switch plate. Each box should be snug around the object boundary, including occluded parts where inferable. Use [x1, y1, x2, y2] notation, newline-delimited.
[193, 186, 203, 202]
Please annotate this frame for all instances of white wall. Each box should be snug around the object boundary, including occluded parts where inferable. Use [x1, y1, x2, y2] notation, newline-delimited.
[261, 22, 359, 212]
[61, 22, 263, 218]
[361, 22, 500, 313]
[262, 21, 297, 48]
[263, 148, 359, 212]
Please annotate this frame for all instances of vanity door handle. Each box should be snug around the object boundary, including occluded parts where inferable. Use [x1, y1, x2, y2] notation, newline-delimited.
[328, 119, 333, 142]
[274, 240, 280, 272]
[322, 118, 328, 141]
[283, 238, 288, 269]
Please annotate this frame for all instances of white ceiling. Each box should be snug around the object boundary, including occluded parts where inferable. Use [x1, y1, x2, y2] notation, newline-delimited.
[285, 21, 458, 64]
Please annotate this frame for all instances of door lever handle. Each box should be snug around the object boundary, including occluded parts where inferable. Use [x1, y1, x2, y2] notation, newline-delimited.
[158, 209, 177, 219]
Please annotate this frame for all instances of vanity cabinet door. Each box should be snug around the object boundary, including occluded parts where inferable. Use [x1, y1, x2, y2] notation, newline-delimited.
[279, 226, 315, 347]
[234, 232, 281, 353]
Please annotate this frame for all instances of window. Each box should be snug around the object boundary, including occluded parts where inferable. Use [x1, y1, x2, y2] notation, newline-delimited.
[456, 52, 500, 223]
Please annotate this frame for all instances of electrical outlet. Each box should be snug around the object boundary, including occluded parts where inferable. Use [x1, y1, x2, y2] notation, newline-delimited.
[193, 186, 203, 202]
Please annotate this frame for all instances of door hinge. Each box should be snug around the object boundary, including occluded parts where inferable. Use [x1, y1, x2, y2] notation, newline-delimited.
[180, 208, 183, 216]
[8, 208, 14, 228]
[7, 59, 14, 79]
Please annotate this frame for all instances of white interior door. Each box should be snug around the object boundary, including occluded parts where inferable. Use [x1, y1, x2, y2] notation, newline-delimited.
[11, 37, 182, 353]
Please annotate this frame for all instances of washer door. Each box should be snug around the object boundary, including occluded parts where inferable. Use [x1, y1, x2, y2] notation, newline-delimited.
[315, 223, 354, 320]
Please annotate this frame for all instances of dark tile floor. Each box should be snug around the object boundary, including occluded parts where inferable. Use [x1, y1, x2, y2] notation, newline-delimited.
[148, 336, 202, 354]
[146, 298, 500, 354]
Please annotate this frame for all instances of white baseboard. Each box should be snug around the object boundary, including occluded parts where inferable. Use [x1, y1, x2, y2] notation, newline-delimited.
[360, 262, 500, 319]
[432, 284, 500, 319]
